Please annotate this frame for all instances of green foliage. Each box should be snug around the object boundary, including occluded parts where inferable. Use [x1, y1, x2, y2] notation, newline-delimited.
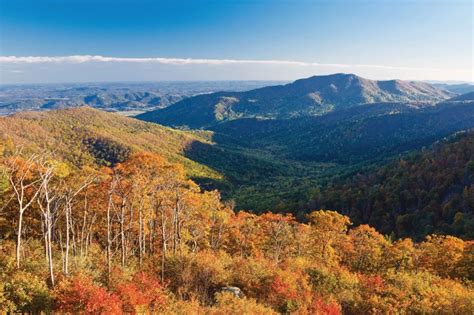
[316, 132, 474, 240]
[1, 270, 52, 313]
[83, 137, 131, 166]
[307, 266, 359, 304]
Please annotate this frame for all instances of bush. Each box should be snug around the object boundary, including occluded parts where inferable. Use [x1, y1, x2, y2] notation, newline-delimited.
[209, 292, 277, 315]
[54, 275, 122, 314]
[115, 271, 168, 313]
[2, 270, 52, 313]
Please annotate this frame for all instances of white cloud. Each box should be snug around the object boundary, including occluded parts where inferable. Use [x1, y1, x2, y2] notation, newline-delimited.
[0, 55, 465, 74]
[0, 55, 310, 65]
[0, 55, 471, 83]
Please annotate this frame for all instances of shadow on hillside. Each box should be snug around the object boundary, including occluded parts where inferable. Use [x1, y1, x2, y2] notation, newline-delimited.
[183, 139, 287, 188]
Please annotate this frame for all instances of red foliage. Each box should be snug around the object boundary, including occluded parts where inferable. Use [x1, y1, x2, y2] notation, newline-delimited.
[54, 275, 122, 314]
[309, 296, 342, 315]
[270, 276, 298, 301]
[115, 272, 168, 313]
[360, 274, 385, 293]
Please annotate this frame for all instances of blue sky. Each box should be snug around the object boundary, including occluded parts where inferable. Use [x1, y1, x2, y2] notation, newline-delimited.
[0, 0, 472, 83]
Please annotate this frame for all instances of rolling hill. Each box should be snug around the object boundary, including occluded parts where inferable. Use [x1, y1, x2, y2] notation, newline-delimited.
[449, 91, 474, 102]
[0, 106, 220, 181]
[432, 83, 474, 95]
[0, 81, 283, 116]
[137, 73, 453, 128]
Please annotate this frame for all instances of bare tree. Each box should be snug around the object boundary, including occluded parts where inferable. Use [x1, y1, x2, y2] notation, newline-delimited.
[62, 174, 95, 275]
[106, 174, 118, 284]
[3, 151, 42, 269]
[36, 159, 57, 286]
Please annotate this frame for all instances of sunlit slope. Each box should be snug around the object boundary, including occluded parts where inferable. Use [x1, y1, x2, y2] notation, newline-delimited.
[0, 106, 221, 180]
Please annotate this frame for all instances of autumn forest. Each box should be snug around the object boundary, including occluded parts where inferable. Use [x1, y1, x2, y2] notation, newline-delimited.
[0, 121, 473, 313]
[2, 0, 474, 311]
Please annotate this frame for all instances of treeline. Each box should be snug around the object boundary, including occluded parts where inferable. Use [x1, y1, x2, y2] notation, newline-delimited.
[0, 145, 473, 314]
[312, 132, 474, 240]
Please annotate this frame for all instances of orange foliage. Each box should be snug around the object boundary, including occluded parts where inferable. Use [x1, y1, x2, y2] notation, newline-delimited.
[54, 275, 122, 314]
[115, 272, 168, 313]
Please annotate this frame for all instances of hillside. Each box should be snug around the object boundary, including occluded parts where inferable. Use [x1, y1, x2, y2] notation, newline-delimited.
[1, 107, 473, 315]
[432, 83, 474, 95]
[210, 100, 474, 163]
[449, 91, 474, 102]
[137, 73, 453, 128]
[2, 105, 474, 241]
[0, 106, 220, 180]
[312, 131, 474, 240]
[1, 142, 472, 314]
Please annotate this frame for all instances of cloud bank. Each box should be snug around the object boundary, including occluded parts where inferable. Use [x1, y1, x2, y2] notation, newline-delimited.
[0, 55, 471, 84]
[0, 55, 460, 72]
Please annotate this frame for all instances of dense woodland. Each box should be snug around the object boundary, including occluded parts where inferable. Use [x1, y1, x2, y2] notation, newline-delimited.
[313, 132, 474, 240]
[0, 139, 473, 314]
[188, 97, 474, 215]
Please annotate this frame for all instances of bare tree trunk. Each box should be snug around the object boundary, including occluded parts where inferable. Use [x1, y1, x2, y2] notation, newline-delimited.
[4, 152, 42, 269]
[107, 195, 112, 284]
[43, 173, 55, 286]
[16, 210, 24, 269]
[85, 213, 96, 257]
[65, 201, 70, 275]
[149, 219, 155, 255]
[106, 178, 117, 285]
[127, 202, 134, 260]
[138, 203, 143, 266]
[160, 207, 167, 282]
[41, 214, 48, 264]
[46, 210, 54, 286]
[120, 198, 126, 267]
[58, 221, 65, 273]
[80, 193, 88, 258]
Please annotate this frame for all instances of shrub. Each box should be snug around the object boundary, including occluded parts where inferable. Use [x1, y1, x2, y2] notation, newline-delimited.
[2, 270, 52, 313]
[54, 275, 122, 314]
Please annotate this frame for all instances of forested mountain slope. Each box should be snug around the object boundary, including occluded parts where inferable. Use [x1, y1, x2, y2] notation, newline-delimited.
[2, 106, 474, 242]
[449, 91, 474, 101]
[0, 106, 220, 180]
[432, 83, 474, 95]
[210, 99, 474, 163]
[311, 131, 474, 240]
[137, 73, 452, 128]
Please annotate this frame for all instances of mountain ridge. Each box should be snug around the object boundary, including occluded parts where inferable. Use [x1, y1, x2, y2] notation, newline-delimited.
[137, 73, 453, 128]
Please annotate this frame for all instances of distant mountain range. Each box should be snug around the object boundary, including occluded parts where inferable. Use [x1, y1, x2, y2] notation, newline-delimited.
[0, 81, 283, 116]
[137, 73, 455, 128]
[432, 83, 474, 95]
